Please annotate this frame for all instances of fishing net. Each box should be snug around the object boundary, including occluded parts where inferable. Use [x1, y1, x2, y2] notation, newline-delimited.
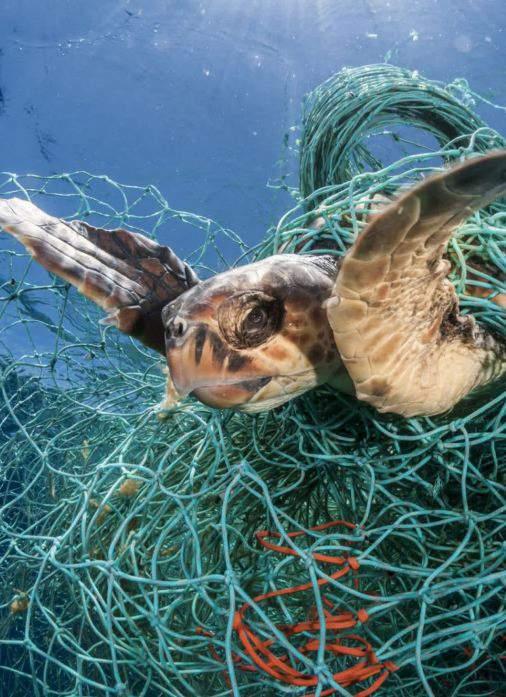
[0, 64, 505, 697]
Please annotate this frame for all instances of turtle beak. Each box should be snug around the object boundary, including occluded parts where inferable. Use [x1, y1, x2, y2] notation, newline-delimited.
[190, 381, 271, 409]
[163, 316, 196, 397]
[164, 317, 272, 409]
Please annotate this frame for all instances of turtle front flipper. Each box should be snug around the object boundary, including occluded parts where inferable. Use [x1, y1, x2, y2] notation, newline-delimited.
[327, 152, 506, 417]
[0, 198, 198, 354]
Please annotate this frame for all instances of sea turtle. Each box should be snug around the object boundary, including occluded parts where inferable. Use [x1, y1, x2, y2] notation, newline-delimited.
[1, 152, 505, 417]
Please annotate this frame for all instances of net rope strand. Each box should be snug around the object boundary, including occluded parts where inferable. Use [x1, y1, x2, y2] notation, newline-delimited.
[0, 64, 505, 696]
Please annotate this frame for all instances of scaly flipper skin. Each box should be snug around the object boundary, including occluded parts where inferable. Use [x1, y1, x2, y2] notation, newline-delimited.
[327, 152, 506, 417]
[0, 198, 198, 353]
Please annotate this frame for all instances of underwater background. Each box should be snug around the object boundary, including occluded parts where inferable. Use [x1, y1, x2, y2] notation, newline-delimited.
[1, 0, 505, 253]
[0, 2, 505, 697]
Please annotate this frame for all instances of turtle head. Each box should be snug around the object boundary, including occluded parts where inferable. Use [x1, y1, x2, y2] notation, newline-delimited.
[162, 255, 342, 412]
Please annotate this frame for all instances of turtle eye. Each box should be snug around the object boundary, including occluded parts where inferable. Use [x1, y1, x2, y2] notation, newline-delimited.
[218, 291, 284, 349]
[244, 306, 267, 331]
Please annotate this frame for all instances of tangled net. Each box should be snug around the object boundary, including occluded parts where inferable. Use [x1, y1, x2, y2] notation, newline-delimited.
[0, 65, 505, 697]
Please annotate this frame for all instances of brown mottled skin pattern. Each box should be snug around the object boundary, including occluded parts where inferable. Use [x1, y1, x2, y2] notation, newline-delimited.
[0, 151, 505, 417]
[162, 254, 345, 411]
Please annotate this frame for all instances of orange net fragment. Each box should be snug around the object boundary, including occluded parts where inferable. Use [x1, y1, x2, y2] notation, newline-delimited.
[200, 520, 398, 696]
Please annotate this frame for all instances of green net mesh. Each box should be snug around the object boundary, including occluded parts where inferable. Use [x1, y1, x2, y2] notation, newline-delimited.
[0, 65, 505, 697]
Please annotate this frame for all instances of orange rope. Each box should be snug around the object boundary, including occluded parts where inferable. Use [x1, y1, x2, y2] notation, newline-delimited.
[199, 520, 397, 695]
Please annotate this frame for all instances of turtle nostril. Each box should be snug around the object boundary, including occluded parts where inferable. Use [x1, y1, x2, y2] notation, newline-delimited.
[165, 316, 187, 341]
[172, 319, 186, 338]
[174, 320, 186, 337]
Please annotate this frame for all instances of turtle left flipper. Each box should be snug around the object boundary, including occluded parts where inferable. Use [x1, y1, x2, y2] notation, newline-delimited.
[0, 198, 199, 354]
[326, 151, 506, 417]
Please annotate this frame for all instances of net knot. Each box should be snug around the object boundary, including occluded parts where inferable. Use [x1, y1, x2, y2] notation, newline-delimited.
[49, 537, 63, 556]
[421, 588, 435, 605]
[149, 615, 162, 631]
[449, 419, 464, 432]
[224, 570, 236, 587]
[301, 553, 315, 569]
[313, 662, 331, 681]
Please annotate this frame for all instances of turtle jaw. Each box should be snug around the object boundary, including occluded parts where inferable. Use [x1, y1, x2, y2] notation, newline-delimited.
[237, 371, 322, 413]
[191, 378, 272, 410]
[165, 322, 278, 409]
[164, 321, 330, 411]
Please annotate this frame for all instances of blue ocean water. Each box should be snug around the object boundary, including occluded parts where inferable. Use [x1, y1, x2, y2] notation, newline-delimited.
[0, 0, 504, 254]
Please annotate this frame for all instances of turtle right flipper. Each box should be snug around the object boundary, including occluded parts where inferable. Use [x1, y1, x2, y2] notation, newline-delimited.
[326, 152, 506, 417]
[0, 198, 199, 354]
